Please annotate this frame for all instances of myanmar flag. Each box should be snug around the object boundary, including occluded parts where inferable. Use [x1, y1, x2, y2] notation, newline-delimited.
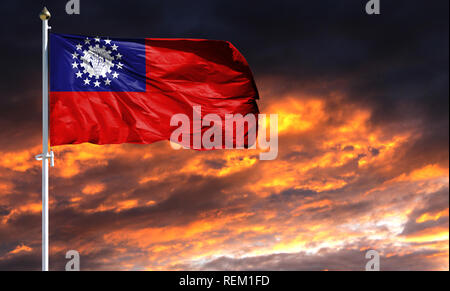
[50, 34, 259, 148]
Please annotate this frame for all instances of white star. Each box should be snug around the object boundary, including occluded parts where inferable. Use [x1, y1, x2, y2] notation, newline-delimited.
[76, 71, 83, 78]
[76, 44, 83, 50]
[84, 38, 90, 44]
[105, 39, 111, 45]
[117, 62, 124, 69]
[83, 78, 91, 85]
[95, 37, 101, 42]
[112, 72, 119, 79]
[115, 53, 122, 59]
[94, 81, 101, 87]
[104, 78, 111, 85]
[111, 44, 118, 51]
[72, 52, 79, 59]
[72, 62, 78, 69]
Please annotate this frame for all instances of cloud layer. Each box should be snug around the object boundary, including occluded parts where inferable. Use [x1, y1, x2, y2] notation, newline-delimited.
[0, 0, 448, 270]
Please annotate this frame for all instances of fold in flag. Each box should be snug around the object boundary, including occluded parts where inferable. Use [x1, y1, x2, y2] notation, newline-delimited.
[49, 34, 259, 148]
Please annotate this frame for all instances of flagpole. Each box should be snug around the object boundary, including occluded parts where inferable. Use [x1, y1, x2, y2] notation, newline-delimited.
[37, 7, 53, 272]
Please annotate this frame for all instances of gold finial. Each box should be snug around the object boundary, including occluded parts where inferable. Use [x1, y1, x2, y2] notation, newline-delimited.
[39, 7, 51, 21]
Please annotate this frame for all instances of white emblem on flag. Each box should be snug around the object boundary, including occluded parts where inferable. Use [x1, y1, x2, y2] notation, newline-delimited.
[71, 37, 123, 87]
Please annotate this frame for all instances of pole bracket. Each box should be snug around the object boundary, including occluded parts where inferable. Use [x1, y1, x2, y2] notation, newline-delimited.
[35, 151, 55, 167]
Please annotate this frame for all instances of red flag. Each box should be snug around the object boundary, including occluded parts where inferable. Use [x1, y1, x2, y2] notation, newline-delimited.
[50, 34, 259, 148]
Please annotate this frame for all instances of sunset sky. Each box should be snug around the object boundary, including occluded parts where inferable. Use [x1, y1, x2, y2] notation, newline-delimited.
[0, 0, 448, 270]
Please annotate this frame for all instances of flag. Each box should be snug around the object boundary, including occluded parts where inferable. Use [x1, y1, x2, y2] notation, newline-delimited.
[50, 33, 259, 148]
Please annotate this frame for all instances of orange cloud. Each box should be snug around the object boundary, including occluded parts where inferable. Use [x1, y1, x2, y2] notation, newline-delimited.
[404, 226, 449, 243]
[395, 164, 449, 183]
[266, 98, 326, 134]
[8, 244, 32, 255]
[416, 209, 449, 224]
[1, 91, 448, 271]
[1, 145, 40, 172]
[82, 183, 105, 195]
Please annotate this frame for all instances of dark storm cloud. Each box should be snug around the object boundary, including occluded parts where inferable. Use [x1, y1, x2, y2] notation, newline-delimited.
[0, 251, 41, 271]
[48, 152, 260, 244]
[191, 247, 445, 271]
[205, 1, 448, 125]
[401, 187, 449, 236]
[1, 1, 448, 149]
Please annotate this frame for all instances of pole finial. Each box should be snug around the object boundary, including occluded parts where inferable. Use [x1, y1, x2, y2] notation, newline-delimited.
[39, 7, 51, 21]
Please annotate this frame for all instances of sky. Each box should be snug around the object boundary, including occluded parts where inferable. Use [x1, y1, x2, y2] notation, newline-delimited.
[0, 0, 448, 270]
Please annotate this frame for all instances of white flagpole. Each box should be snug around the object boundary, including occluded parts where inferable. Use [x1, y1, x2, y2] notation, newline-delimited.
[37, 7, 53, 272]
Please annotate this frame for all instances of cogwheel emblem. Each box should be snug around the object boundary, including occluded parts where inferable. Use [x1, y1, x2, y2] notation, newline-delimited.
[80, 44, 114, 79]
[72, 37, 122, 87]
